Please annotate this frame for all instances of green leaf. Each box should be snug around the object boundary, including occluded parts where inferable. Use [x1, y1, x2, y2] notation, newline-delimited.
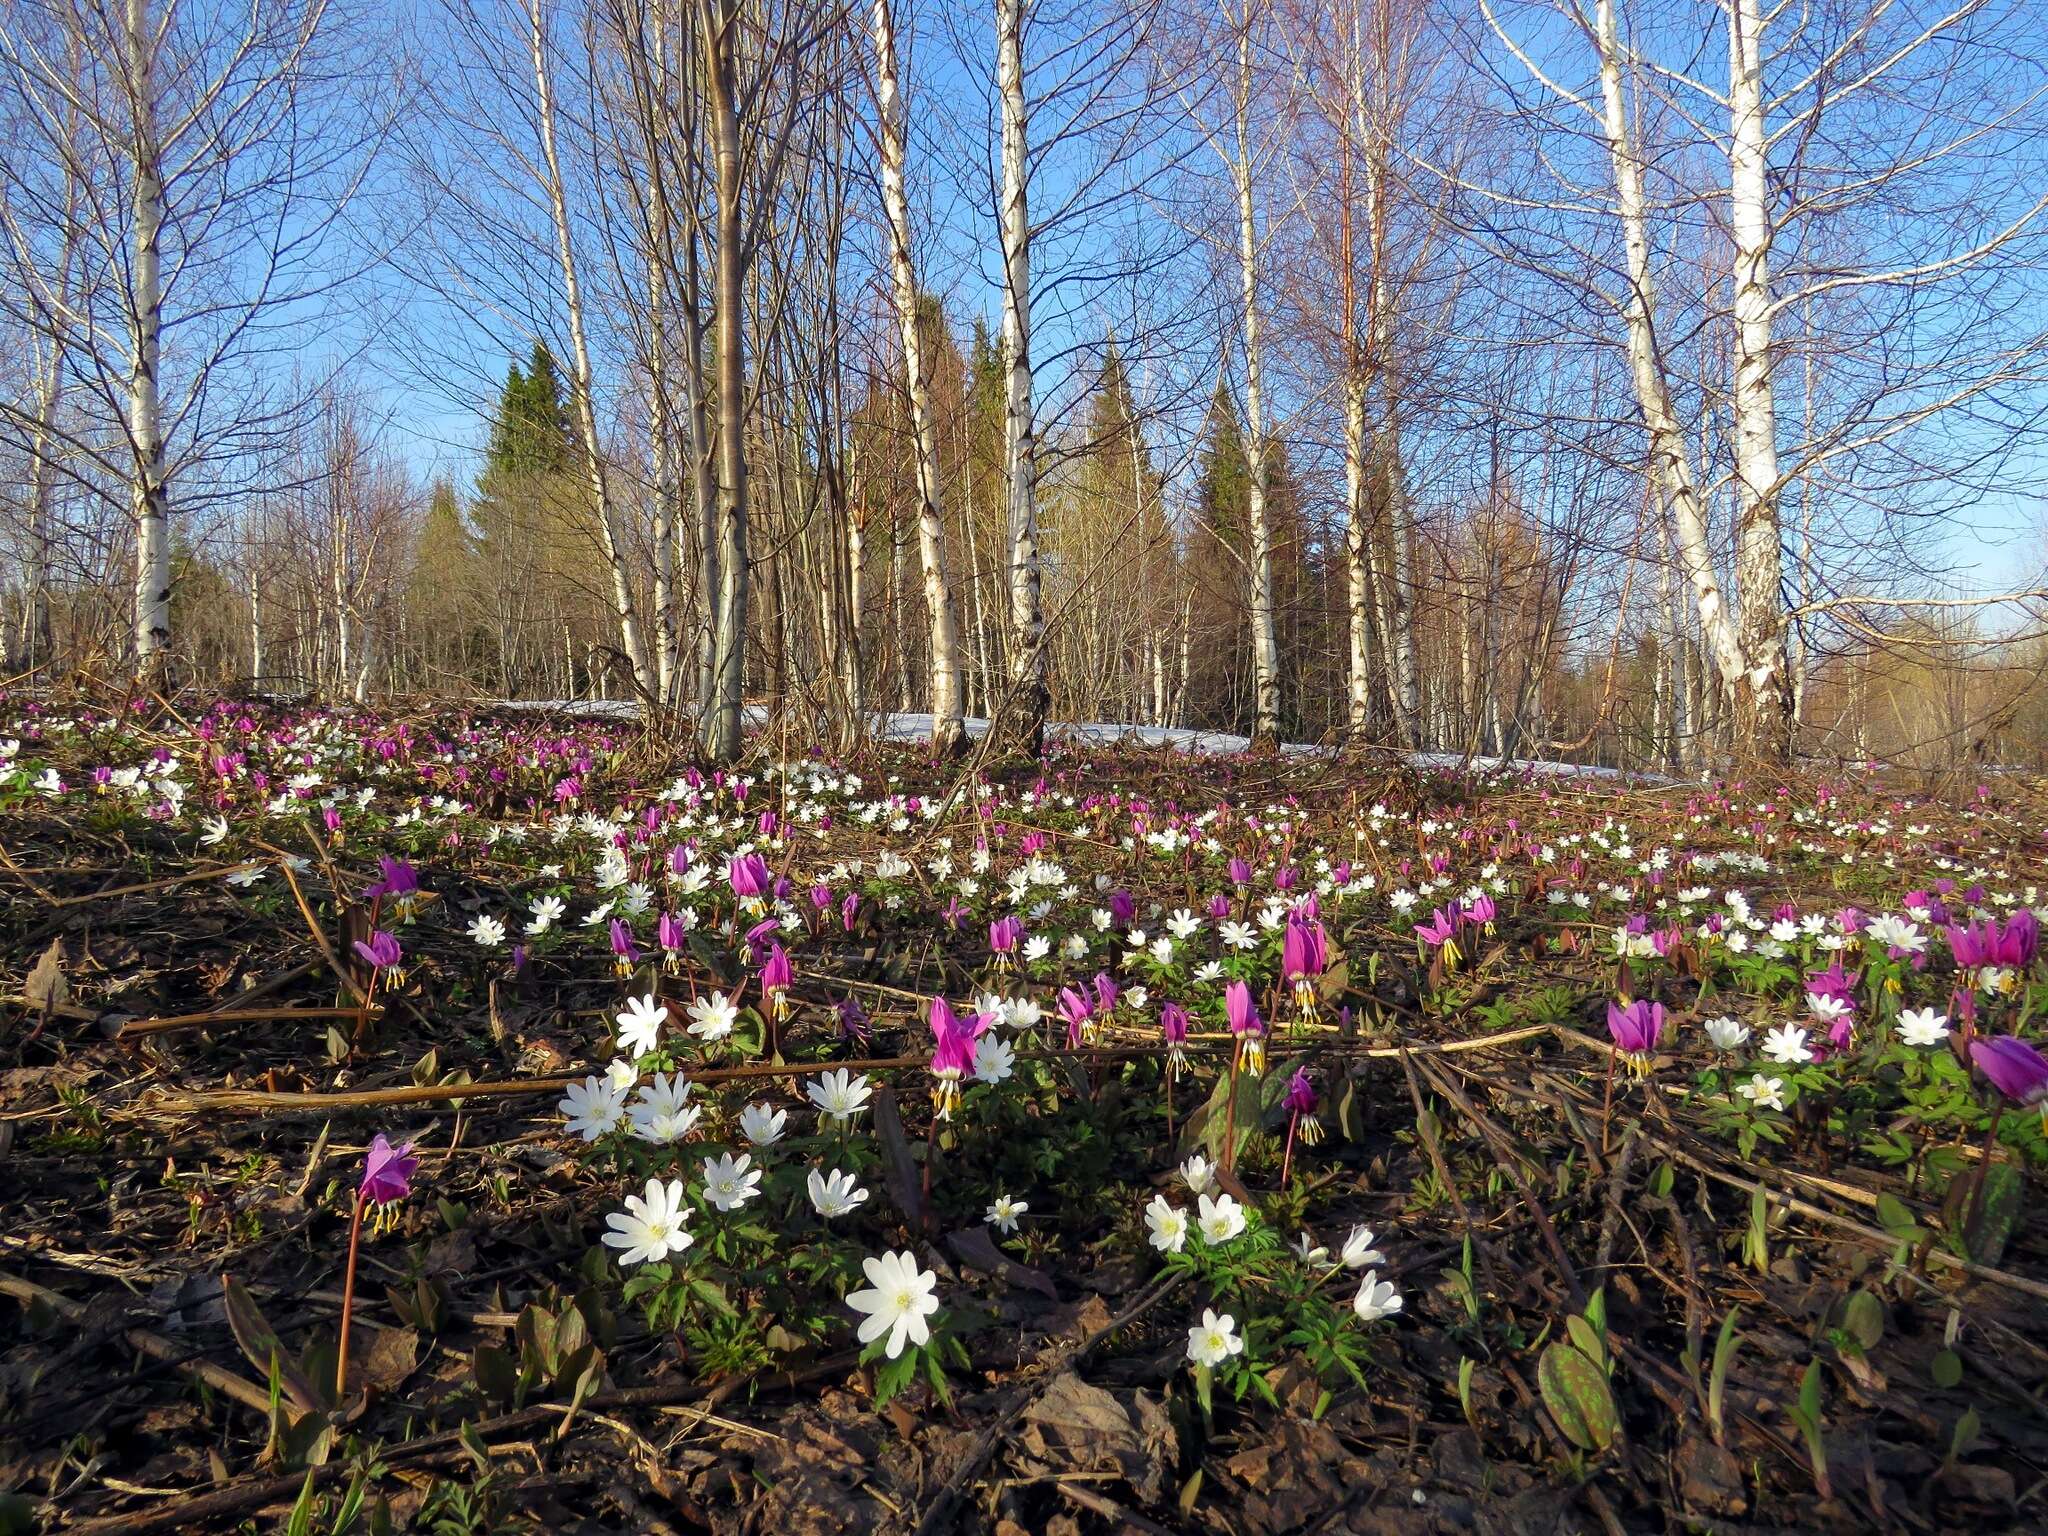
[1948, 1163, 2023, 1266]
[1874, 1192, 1923, 1240]
[1538, 1340, 1617, 1451]
[222, 1274, 327, 1415]
[1930, 1349, 1964, 1389]
[1565, 1316, 1608, 1373]
[1838, 1290, 1885, 1351]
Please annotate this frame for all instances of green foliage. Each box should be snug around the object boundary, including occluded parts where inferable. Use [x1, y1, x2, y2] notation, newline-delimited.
[1537, 1290, 1617, 1454]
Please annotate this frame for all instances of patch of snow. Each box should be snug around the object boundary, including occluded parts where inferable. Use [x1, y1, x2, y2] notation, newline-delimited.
[485, 699, 1676, 783]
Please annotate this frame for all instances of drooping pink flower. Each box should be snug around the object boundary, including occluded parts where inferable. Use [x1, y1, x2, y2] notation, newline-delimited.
[989, 915, 1023, 965]
[658, 911, 687, 972]
[1283, 1065, 1323, 1146]
[760, 942, 793, 1019]
[1160, 1000, 1190, 1078]
[609, 918, 639, 975]
[360, 1134, 419, 1205]
[1606, 998, 1664, 1070]
[1949, 913, 2038, 986]
[928, 997, 993, 1119]
[1058, 986, 1095, 1049]
[353, 931, 402, 973]
[1093, 971, 1120, 1016]
[1970, 1035, 2048, 1110]
[727, 852, 770, 900]
[1225, 980, 1266, 1072]
[363, 858, 419, 901]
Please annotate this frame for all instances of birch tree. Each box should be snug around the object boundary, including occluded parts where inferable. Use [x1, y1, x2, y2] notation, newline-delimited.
[525, 0, 657, 703]
[1478, 0, 2048, 762]
[0, 0, 371, 685]
[869, 0, 968, 757]
[994, 0, 1047, 752]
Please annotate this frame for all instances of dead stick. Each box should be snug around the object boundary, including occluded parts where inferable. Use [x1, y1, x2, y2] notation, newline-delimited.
[0, 1270, 272, 1419]
[257, 844, 368, 1008]
[118, 1005, 381, 1038]
[141, 1029, 1557, 1118]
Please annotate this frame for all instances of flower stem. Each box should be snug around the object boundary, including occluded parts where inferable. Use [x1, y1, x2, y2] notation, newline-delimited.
[335, 1190, 366, 1401]
[1222, 1046, 1243, 1175]
[1962, 1104, 2005, 1252]
[1600, 1048, 1617, 1157]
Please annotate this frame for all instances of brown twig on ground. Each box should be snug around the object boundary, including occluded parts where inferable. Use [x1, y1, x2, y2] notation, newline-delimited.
[0, 1269, 273, 1420]
[910, 1269, 1189, 1536]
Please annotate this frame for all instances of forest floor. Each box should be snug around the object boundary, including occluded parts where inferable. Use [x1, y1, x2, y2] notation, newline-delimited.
[4, 695, 2048, 1535]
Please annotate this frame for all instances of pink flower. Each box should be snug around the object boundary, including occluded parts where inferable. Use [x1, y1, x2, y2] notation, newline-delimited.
[1058, 986, 1095, 1049]
[1970, 1035, 2048, 1111]
[929, 997, 992, 1118]
[1606, 998, 1664, 1069]
[1225, 981, 1266, 1072]
[353, 931, 402, 972]
[360, 1134, 418, 1205]
[1160, 1000, 1190, 1078]
[727, 853, 770, 900]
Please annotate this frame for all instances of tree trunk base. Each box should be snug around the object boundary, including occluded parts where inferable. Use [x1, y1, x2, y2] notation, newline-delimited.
[930, 718, 969, 762]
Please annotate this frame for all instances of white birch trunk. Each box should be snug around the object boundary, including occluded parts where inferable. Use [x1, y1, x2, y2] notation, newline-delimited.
[1590, 0, 1744, 712]
[1727, 0, 1791, 759]
[21, 347, 63, 669]
[1342, 376, 1373, 739]
[872, 0, 967, 758]
[701, 0, 749, 762]
[126, 0, 171, 679]
[996, 0, 1046, 750]
[1233, 26, 1281, 750]
[527, 0, 655, 705]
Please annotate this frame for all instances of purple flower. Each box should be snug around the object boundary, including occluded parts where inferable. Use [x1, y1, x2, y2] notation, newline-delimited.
[928, 997, 992, 1118]
[727, 852, 770, 900]
[840, 891, 860, 932]
[1227, 857, 1253, 888]
[658, 911, 686, 953]
[1606, 998, 1664, 1067]
[1207, 893, 1232, 921]
[1058, 986, 1095, 1049]
[835, 995, 871, 1046]
[360, 1134, 418, 1205]
[1949, 912, 2039, 980]
[1109, 889, 1137, 928]
[1225, 980, 1266, 1072]
[609, 918, 639, 973]
[1414, 909, 1461, 964]
[989, 915, 1023, 963]
[1281, 913, 1328, 983]
[1806, 961, 1857, 1005]
[1283, 1066, 1318, 1115]
[353, 931, 402, 972]
[1970, 1035, 2048, 1110]
[1465, 894, 1497, 931]
[1160, 1000, 1190, 1077]
[761, 942, 793, 1018]
[1093, 971, 1120, 1016]
[364, 858, 418, 901]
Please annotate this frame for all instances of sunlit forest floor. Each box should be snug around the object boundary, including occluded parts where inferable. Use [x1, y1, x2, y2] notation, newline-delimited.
[4, 697, 2047, 1534]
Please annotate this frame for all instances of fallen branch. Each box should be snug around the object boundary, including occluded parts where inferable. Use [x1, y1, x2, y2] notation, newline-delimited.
[0, 1270, 272, 1420]
[137, 1027, 1558, 1118]
[59, 1355, 856, 1536]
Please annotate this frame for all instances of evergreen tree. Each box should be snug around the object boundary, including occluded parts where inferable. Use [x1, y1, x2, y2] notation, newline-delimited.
[1197, 379, 1251, 546]
[407, 479, 479, 678]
